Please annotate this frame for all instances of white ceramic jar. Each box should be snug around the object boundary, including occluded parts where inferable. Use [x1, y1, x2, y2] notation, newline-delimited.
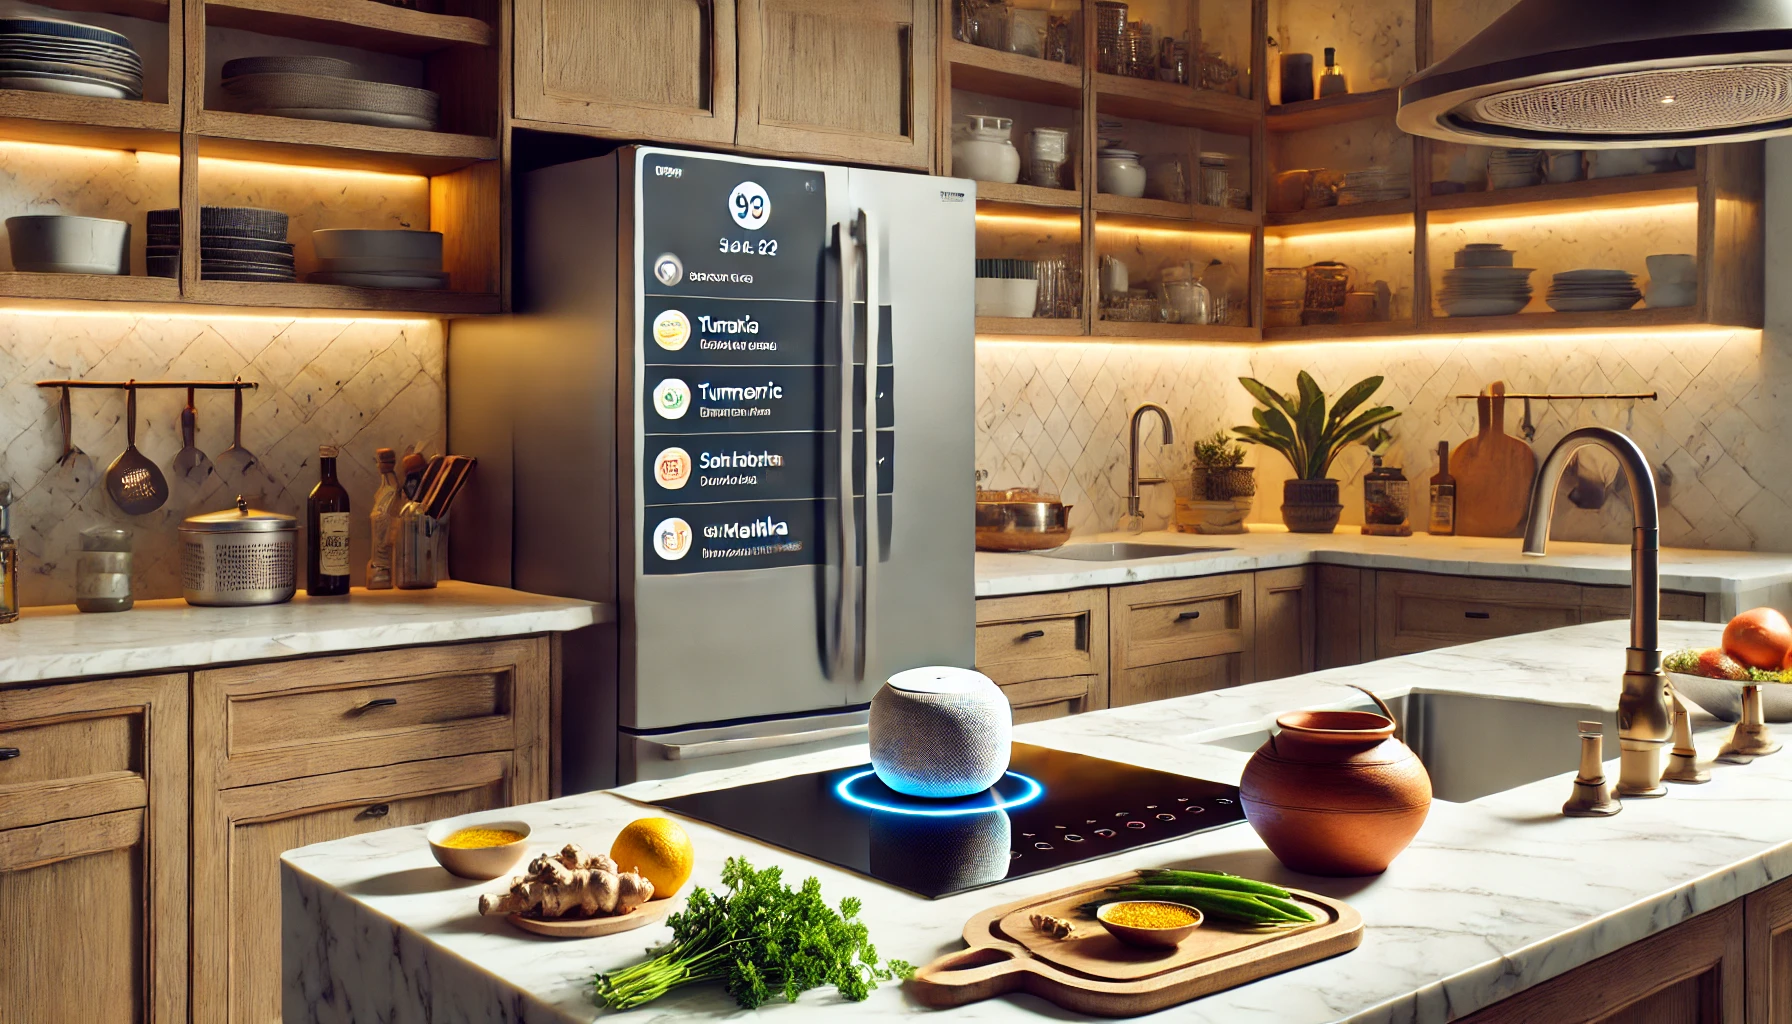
[1097, 148, 1147, 198]
[951, 114, 1021, 184]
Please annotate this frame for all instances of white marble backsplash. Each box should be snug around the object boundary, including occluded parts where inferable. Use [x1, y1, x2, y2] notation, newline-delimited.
[0, 310, 445, 605]
[974, 326, 1787, 550]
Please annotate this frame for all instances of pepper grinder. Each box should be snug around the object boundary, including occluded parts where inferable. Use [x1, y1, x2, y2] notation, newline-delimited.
[1662, 693, 1710, 783]
[1563, 720, 1621, 817]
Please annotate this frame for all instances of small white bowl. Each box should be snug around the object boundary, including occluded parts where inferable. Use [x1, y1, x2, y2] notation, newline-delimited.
[425, 817, 532, 880]
[6, 214, 129, 275]
[974, 277, 1039, 318]
[311, 228, 443, 262]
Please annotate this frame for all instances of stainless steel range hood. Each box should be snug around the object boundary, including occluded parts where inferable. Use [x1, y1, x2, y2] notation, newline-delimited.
[1397, 0, 1792, 148]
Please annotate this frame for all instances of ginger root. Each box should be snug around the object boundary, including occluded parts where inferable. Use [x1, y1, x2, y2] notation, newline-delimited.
[478, 843, 655, 918]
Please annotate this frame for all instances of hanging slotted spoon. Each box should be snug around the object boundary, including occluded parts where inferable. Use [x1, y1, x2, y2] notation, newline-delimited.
[105, 383, 168, 515]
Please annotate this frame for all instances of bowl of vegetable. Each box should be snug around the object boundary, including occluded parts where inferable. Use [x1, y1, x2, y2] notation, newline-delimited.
[1096, 900, 1205, 948]
[426, 817, 532, 880]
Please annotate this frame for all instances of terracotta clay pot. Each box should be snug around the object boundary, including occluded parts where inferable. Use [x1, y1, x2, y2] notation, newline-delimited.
[1239, 709, 1432, 876]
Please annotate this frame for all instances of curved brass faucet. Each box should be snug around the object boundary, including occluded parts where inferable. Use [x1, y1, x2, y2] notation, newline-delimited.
[1127, 404, 1176, 521]
[1522, 427, 1672, 797]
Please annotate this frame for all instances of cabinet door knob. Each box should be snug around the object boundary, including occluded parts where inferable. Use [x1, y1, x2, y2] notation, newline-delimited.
[1464, 611, 1491, 620]
[357, 804, 390, 820]
[358, 697, 399, 711]
[1018, 629, 1046, 641]
[0, 747, 18, 761]
[1177, 610, 1202, 621]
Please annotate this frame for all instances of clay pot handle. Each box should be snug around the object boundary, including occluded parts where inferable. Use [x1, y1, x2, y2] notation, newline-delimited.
[908, 947, 1032, 1008]
[1345, 684, 1400, 738]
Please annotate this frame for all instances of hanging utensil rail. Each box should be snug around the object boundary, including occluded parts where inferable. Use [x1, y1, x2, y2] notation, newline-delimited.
[1452, 391, 1656, 400]
[36, 378, 259, 390]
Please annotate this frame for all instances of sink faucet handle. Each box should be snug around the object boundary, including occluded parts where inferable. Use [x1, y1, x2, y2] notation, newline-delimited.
[1577, 720, 1603, 738]
[1564, 722, 1623, 818]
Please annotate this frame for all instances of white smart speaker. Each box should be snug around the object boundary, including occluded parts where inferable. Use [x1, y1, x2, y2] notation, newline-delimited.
[869, 666, 1012, 798]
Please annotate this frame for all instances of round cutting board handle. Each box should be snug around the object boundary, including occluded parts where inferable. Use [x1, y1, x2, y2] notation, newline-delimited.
[909, 946, 1033, 1008]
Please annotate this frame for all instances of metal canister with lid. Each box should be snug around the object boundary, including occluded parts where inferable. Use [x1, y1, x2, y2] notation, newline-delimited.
[76, 527, 133, 612]
[179, 496, 298, 606]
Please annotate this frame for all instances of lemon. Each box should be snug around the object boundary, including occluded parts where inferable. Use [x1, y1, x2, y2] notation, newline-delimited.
[610, 817, 694, 900]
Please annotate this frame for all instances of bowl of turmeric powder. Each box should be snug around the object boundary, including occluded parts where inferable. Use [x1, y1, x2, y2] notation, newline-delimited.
[426, 817, 532, 880]
[1095, 900, 1205, 948]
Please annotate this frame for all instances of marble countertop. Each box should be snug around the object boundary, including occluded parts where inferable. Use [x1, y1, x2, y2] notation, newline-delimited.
[976, 526, 1792, 606]
[0, 581, 608, 685]
[284, 618, 1792, 1023]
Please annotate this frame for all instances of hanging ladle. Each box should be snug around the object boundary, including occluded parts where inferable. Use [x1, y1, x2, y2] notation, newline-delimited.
[57, 385, 83, 465]
[105, 382, 168, 515]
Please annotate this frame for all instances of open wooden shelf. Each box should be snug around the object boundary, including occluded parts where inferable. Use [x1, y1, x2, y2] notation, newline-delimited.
[1093, 193, 1259, 227]
[946, 39, 1082, 107]
[0, 90, 179, 151]
[975, 316, 1084, 337]
[187, 279, 499, 314]
[1092, 320, 1258, 342]
[976, 181, 1081, 208]
[1422, 305, 1702, 333]
[1262, 320, 1417, 341]
[202, 0, 492, 54]
[1425, 170, 1699, 220]
[1094, 74, 1259, 135]
[27, 0, 170, 20]
[193, 110, 497, 174]
[1267, 88, 1398, 133]
[1266, 196, 1413, 229]
[0, 272, 181, 304]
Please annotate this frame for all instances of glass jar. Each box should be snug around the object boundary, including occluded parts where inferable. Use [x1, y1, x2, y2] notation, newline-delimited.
[1198, 152, 1231, 207]
[1303, 261, 1353, 325]
[1265, 267, 1305, 305]
[76, 526, 132, 613]
[1094, 1, 1127, 74]
[952, 114, 1021, 184]
[1006, 7, 1047, 57]
[1203, 259, 1242, 326]
[1363, 457, 1413, 536]
[1025, 127, 1070, 188]
[1159, 264, 1210, 325]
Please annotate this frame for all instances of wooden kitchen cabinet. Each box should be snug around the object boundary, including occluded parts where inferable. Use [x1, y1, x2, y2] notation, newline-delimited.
[1375, 571, 1587, 658]
[1582, 585, 1712, 624]
[0, 674, 187, 1024]
[976, 589, 1109, 722]
[1108, 574, 1255, 706]
[1462, 901, 1743, 1023]
[1745, 875, 1792, 1022]
[513, 0, 738, 144]
[1254, 566, 1315, 681]
[1315, 565, 1376, 669]
[191, 640, 552, 1024]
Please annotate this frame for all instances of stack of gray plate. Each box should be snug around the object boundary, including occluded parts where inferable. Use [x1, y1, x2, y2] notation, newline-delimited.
[309, 229, 447, 290]
[1440, 244, 1533, 316]
[1337, 166, 1410, 205]
[1487, 148, 1541, 189]
[146, 207, 294, 282]
[221, 55, 439, 130]
[1547, 269, 1641, 312]
[0, 16, 141, 99]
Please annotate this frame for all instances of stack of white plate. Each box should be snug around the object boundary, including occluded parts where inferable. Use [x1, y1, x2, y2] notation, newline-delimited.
[1440, 245, 1532, 316]
[309, 229, 447, 290]
[1487, 148, 1541, 189]
[0, 16, 141, 99]
[1547, 269, 1641, 312]
[1337, 166, 1410, 205]
[221, 55, 439, 131]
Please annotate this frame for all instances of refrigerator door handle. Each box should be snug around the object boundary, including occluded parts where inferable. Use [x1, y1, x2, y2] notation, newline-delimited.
[831, 216, 863, 682]
[648, 723, 869, 761]
[858, 208, 881, 683]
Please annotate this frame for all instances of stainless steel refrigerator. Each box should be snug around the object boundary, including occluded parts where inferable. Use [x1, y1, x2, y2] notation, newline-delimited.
[450, 146, 975, 790]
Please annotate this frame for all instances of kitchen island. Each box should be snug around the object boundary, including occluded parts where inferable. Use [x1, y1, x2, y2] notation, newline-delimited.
[284, 617, 1792, 1022]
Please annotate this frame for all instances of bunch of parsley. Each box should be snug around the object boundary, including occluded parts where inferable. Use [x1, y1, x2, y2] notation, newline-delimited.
[593, 856, 914, 1011]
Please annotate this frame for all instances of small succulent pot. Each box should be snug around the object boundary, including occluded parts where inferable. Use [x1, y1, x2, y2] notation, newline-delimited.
[1196, 465, 1257, 501]
[1281, 478, 1343, 533]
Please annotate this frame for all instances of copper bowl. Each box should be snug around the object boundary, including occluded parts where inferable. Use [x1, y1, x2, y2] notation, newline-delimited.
[976, 489, 1072, 551]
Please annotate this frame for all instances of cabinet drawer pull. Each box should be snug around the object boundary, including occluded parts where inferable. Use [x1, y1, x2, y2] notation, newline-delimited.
[0, 747, 17, 761]
[1464, 611, 1491, 620]
[357, 804, 390, 820]
[358, 697, 399, 711]
[1018, 629, 1047, 641]
[1177, 610, 1202, 621]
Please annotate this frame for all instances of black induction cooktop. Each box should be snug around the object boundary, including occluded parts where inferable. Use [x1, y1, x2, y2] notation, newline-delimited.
[650, 742, 1246, 899]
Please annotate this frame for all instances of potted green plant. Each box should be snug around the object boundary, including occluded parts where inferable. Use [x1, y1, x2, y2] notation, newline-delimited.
[1190, 430, 1255, 501]
[1234, 372, 1401, 533]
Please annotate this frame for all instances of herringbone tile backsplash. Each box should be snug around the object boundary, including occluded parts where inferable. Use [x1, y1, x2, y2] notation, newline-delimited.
[0, 311, 444, 606]
[976, 328, 1786, 550]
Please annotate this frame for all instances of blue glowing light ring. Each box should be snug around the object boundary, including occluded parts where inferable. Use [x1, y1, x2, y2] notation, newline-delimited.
[834, 770, 1043, 817]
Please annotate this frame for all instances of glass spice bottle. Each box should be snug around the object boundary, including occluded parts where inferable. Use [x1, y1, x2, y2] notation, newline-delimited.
[367, 448, 401, 590]
[1428, 441, 1457, 536]
[0, 484, 16, 624]
[1362, 457, 1412, 536]
[307, 445, 352, 596]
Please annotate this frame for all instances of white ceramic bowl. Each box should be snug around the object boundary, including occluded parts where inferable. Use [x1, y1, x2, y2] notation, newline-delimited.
[311, 228, 443, 263]
[425, 816, 532, 880]
[1646, 283, 1696, 309]
[6, 214, 129, 274]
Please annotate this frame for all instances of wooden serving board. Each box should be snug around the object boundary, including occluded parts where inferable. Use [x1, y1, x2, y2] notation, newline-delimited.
[909, 872, 1362, 1017]
[1452, 381, 1537, 538]
[506, 896, 677, 938]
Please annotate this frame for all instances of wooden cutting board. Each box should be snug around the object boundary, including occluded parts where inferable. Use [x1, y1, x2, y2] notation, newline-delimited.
[1451, 381, 1537, 537]
[908, 872, 1362, 1017]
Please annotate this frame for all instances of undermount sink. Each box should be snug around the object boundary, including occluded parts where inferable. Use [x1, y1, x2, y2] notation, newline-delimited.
[1038, 542, 1233, 561]
[1201, 691, 1619, 803]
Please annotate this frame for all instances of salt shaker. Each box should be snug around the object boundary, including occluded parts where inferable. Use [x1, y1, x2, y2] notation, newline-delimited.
[76, 527, 132, 612]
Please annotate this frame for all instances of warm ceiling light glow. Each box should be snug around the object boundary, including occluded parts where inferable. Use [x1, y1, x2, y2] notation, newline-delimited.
[1264, 224, 1416, 246]
[0, 306, 436, 326]
[197, 155, 428, 187]
[977, 327, 1757, 351]
[0, 140, 179, 165]
[976, 211, 1082, 230]
[1093, 222, 1254, 244]
[1429, 199, 1698, 230]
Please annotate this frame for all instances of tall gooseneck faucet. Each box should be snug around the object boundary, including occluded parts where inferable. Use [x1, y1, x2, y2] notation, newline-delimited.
[1522, 427, 1672, 797]
[1127, 404, 1176, 521]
